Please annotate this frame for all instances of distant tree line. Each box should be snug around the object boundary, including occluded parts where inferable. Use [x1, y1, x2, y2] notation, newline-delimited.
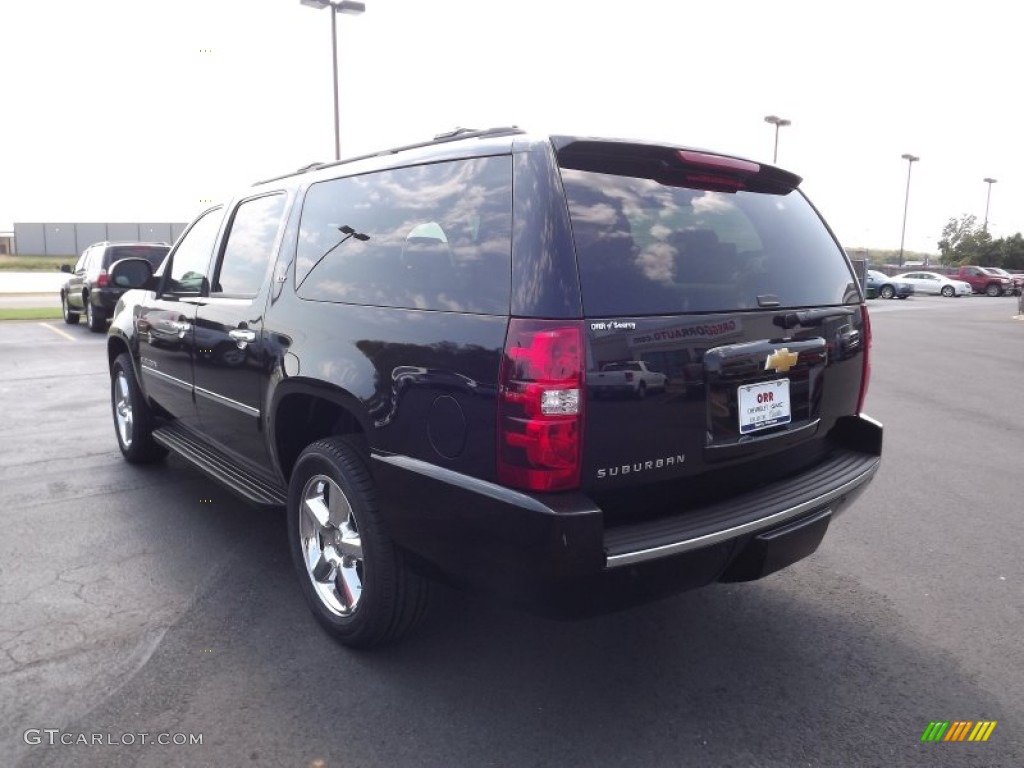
[937, 214, 1024, 269]
[845, 248, 935, 267]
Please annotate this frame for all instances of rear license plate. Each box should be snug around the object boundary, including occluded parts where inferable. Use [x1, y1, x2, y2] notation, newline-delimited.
[738, 379, 791, 434]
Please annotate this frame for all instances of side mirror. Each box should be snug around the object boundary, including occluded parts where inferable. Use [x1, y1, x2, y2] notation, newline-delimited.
[60, 264, 72, 273]
[109, 257, 156, 290]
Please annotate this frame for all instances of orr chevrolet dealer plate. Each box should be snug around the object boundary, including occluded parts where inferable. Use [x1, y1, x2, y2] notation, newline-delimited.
[738, 379, 791, 434]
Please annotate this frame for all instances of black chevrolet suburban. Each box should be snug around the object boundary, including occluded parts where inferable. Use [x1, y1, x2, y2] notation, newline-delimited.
[106, 128, 882, 647]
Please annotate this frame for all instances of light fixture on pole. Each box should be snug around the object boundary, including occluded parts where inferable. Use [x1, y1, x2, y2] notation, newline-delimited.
[763, 115, 791, 164]
[300, 0, 366, 162]
[898, 153, 919, 268]
[982, 177, 997, 233]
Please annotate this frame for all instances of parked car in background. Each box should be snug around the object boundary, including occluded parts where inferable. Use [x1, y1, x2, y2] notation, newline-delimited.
[865, 270, 914, 300]
[61, 242, 171, 331]
[946, 265, 1011, 296]
[892, 271, 972, 297]
[1013, 271, 1024, 297]
[982, 267, 1022, 295]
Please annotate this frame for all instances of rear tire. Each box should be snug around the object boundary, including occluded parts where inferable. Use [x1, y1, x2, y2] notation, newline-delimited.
[62, 293, 80, 324]
[111, 353, 167, 464]
[636, 382, 647, 399]
[288, 437, 430, 648]
[86, 298, 106, 332]
[941, 285, 955, 298]
[879, 285, 895, 299]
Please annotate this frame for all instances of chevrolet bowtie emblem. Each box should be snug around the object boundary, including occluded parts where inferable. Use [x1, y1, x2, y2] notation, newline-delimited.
[765, 348, 799, 373]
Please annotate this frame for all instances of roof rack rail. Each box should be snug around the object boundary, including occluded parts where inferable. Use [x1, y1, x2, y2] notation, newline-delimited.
[253, 126, 524, 186]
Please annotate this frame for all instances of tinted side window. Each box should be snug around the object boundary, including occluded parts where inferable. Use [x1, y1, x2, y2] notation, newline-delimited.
[562, 168, 857, 315]
[85, 248, 101, 275]
[296, 156, 512, 313]
[165, 209, 223, 295]
[214, 194, 286, 295]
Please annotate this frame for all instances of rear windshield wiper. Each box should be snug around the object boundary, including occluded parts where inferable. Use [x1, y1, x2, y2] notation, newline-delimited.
[773, 307, 855, 329]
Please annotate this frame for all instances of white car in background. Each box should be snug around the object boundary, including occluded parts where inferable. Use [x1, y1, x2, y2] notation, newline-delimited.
[891, 271, 972, 298]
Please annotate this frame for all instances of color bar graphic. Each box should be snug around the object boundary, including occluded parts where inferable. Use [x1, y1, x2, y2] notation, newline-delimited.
[921, 720, 996, 742]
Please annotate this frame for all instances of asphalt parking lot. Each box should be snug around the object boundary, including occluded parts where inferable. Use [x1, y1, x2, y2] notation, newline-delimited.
[2, 295, 1022, 767]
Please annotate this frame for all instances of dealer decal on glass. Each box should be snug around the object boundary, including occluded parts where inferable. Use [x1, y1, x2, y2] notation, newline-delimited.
[738, 379, 791, 434]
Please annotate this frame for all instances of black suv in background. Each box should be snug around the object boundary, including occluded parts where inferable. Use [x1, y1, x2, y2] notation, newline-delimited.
[61, 242, 170, 331]
[106, 128, 882, 648]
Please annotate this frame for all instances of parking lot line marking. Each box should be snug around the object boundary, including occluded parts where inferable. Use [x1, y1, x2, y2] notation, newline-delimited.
[38, 323, 76, 342]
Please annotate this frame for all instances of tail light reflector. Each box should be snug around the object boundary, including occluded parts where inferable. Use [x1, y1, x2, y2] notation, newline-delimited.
[96, 270, 109, 288]
[856, 305, 872, 414]
[497, 319, 584, 492]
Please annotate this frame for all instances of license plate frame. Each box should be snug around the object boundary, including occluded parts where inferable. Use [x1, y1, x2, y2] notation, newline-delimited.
[738, 378, 792, 434]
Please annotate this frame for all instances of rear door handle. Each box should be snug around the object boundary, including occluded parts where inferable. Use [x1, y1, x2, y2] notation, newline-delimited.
[170, 320, 191, 338]
[229, 329, 256, 347]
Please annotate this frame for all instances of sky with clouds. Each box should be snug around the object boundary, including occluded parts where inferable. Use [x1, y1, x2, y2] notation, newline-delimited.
[1, 0, 1020, 255]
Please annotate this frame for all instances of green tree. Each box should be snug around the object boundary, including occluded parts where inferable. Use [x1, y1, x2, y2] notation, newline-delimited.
[937, 214, 992, 265]
[998, 233, 1024, 271]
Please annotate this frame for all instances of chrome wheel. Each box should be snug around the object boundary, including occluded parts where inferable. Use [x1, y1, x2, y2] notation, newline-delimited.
[114, 370, 133, 448]
[299, 474, 364, 617]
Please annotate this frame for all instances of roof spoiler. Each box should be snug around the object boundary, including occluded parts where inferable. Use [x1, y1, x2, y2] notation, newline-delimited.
[553, 138, 802, 194]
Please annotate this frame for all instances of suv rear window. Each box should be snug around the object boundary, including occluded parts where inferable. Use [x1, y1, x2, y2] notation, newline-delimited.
[104, 245, 170, 270]
[560, 165, 858, 316]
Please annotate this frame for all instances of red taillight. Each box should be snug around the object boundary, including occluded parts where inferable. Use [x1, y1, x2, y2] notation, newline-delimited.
[675, 151, 756, 192]
[683, 173, 746, 191]
[677, 150, 760, 175]
[96, 270, 109, 288]
[624, 371, 634, 382]
[497, 319, 584, 492]
[856, 305, 872, 414]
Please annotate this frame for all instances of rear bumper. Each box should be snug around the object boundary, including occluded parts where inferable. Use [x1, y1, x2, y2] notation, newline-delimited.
[91, 289, 124, 312]
[372, 414, 882, 613]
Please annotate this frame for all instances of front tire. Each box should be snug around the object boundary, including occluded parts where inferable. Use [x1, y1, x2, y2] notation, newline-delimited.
[288, 437, 430, 648]
[62, 293, 80, 324]
[985, 283, 1001, 297]
[879, 285, 895, 299]
[941, 285, 955, 298]
[111, 353, 167, 464]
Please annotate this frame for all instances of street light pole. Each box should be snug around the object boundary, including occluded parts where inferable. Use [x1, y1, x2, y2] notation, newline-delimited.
[300, 0, 366, 161]
[898, 153, 919, 268]
[763, 115, 791, 164]
[982, 177, 997, 233]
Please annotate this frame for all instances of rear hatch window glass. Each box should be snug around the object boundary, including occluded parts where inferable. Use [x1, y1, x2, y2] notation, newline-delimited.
[560, 164, 858, 316]
[105, 246, 170, 270]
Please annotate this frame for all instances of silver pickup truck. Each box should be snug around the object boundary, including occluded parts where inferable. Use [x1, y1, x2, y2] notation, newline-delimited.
[588, 361, 668, 399]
